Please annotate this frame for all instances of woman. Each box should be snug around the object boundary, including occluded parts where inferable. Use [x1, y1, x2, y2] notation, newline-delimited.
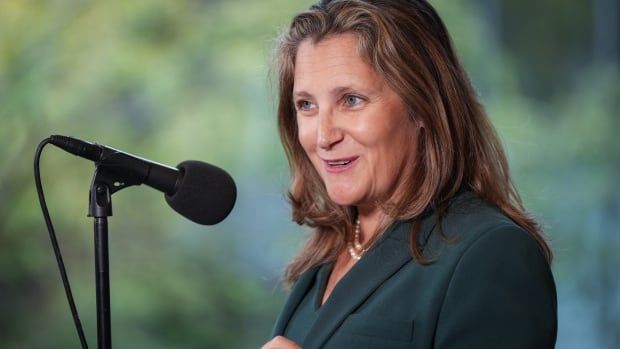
[263, 1, 557, 348]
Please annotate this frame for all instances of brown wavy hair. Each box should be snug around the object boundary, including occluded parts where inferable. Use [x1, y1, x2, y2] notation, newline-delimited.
[275, 0, 552, 285]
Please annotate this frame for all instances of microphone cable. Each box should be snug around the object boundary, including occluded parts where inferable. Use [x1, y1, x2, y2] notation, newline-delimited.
[34, 138, 89, 349]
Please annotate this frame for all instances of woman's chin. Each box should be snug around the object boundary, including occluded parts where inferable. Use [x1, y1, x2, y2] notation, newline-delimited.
[326, 188, 362, 207]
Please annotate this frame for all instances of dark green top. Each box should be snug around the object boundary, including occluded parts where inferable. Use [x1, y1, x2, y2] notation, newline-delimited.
[283, 264, 332, 343]
[270, 191, 557, 348]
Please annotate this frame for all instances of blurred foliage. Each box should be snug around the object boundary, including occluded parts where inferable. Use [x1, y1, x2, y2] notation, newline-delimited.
[0, 0, 618, 348]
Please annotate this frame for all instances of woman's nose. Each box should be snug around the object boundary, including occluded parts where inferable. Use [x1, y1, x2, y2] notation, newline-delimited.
[317, 111, 343, 150]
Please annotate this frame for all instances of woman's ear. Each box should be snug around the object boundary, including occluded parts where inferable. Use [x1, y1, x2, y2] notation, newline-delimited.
[415, 118, 424, 129]
[410, 112, 424, 130]
[407, 107, 423, 129]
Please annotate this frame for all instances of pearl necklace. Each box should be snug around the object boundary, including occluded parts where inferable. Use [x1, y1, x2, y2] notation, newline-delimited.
[347, 218, 368, 260]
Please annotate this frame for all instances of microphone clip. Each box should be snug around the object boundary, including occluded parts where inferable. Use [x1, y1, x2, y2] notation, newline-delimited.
[87, 156, 144, 218]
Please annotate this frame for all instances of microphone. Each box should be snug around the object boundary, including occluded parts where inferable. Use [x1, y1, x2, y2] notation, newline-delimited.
[49, 135, 236, 225]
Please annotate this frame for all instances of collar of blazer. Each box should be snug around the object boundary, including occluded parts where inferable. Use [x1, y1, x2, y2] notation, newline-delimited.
[271, 201, 443, 349]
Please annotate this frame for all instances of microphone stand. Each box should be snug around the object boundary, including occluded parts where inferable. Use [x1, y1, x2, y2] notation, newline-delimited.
[88, 164, 139, 349]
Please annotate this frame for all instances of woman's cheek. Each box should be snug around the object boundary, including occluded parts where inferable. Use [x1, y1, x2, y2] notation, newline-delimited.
[297, 118, 317, 153]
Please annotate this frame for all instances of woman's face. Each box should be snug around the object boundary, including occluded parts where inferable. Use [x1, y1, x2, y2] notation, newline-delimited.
[293, 33, 420, 211]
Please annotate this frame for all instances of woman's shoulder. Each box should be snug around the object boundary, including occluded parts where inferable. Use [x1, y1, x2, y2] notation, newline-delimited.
[421, 190, 547, 265]
[427, 191, 557, 347]
[444, 190, 519, 232]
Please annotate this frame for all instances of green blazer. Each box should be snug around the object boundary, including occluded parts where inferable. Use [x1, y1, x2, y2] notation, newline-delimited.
[270, 191, 557, 348]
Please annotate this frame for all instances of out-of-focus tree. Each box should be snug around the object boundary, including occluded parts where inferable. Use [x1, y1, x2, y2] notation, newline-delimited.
[0, 1, 312, 347]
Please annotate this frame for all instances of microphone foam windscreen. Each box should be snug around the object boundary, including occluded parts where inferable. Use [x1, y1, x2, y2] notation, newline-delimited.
[165, 160, 236, 225]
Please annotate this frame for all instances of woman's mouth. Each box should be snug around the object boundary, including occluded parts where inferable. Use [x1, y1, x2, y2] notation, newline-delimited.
[323, 156, 359, 173]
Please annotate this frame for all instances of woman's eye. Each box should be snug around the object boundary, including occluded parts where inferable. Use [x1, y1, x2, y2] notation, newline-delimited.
[297, 100, 315, 111]
[344, 95, 363, 107]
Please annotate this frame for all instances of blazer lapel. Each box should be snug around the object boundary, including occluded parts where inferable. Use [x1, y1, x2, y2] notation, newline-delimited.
[302, 215, 437, 349]
[270, 264, 321, 337]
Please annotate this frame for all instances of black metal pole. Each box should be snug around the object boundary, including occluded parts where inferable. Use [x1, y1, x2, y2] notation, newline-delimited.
[94, 217, 111, 349]
[89, 180, 113, 349]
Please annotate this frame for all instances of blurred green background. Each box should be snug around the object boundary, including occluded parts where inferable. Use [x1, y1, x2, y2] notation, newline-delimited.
[0, 0, 618, 348]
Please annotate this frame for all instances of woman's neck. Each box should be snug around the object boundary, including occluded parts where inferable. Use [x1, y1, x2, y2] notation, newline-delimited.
[356, 206, 386, 244]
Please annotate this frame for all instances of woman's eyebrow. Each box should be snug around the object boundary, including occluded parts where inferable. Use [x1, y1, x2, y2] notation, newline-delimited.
[293, 85, 366, 99]
[329, 86, 358, 96]
[292, 90, 313, 99]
